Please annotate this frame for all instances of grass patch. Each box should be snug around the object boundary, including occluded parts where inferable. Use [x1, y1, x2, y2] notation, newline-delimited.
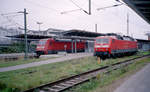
[0, 51, 148, 68]
[0, 57, 55, 68]
[0, 51, 149, 92]
[67, 57, 150, 92]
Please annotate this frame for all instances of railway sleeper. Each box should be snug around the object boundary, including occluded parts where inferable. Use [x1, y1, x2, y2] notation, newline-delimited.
[53, 85, 67, 89]
[71, 77, 83, 82]
[39, 90, 46, 92]
[42, 87, 60, 92]
[50, 86, 64, 90]
[80, 76, 91, 81]
[71, 77, 87, 82]
[51, 83, 76, 92]
[65, 81, 76, 84]
[59, 83, 71, 87]
[76, 76, 87, 82]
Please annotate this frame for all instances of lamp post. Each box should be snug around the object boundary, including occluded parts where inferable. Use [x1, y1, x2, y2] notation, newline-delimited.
[36, 22, 42, 31]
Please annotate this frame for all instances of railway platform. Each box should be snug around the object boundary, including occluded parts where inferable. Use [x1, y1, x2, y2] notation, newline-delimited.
[114, 63, 150, 92]
[0, 52, 93, 72]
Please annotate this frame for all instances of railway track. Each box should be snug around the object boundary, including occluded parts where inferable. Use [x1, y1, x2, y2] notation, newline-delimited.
[0, 53, 36, 61]
[24, 55, 150, 92]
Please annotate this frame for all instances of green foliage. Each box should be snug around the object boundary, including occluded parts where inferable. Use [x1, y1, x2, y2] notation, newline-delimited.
[0, 42, 24, 54]
[0, 83, 20, 92]
[0, 47, 14, 54]
[0, 42, 36, 54]
[120, 67, 127, 74]
[68, 57, 150, 92]
[11, 42, 25, 53]
[0, 88, 20, 92]
[0, 54, 149, 92]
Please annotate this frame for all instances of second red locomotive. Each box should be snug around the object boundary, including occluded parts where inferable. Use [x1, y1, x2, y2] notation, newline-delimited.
[94, 34, 138, 59]
[36, 38, 85, 56]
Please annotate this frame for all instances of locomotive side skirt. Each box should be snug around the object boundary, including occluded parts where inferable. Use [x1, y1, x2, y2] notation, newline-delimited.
[47, 49, 85, 54]
[111, 48, 137, 54]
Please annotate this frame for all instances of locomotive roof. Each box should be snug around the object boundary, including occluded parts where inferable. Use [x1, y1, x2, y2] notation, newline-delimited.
[96, 33, 136, 41]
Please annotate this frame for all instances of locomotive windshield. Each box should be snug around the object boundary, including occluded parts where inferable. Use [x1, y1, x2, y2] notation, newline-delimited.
[38, 40, 46, 45]
[96, 38, 109, 44]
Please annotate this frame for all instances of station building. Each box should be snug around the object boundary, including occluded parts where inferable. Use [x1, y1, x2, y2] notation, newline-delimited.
[6, 28, 150, 53]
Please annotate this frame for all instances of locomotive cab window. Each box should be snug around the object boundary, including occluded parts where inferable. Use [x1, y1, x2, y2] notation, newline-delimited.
[96, 38, 109, 44]
[38, 40, 46, 45]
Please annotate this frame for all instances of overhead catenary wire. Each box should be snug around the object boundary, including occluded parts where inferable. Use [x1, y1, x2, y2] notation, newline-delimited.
[97, 3, 123, 11]
[68, 0, 85, 10]
[0, 13, 31, 34]
[5, 14, 23, 18]
[1, 12, 20, 16]
[23, 0, 86, 23]
[95, 0, 149, 36]
[0, 14, 24, 27]
[62, 0, 90, 14]
[23, 0, 95, 30]
[61, 8, 82, 14]
[0, 13, 24, 28]
[24, 0, 60, 13]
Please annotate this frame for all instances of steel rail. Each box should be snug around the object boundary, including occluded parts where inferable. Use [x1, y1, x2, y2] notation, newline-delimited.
[24, 54, 150, 92]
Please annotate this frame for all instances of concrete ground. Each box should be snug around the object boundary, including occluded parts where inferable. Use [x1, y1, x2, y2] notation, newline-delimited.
[114, 63, 150, 92]
[0, 53, 93, 72]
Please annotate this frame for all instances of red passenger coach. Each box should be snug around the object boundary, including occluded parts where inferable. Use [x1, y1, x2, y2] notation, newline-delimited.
[94, 34, 138, 59]
[36, 38, 85, 56]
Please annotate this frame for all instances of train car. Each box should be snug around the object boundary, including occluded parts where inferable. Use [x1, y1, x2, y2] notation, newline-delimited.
[94, 34, 138, 59]
[36, 38, 85, 56]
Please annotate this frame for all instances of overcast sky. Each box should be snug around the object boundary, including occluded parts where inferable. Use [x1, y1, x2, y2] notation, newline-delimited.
[0, 0, 150, 39]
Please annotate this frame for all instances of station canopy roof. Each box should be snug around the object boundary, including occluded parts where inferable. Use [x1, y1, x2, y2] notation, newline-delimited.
[7, 34, 51, 39]
[62, 29, 104, 37]
[8, 29, 150, 42]
[136, 39, 150, 43]
[123, 0, 150, 24]
[8, 29, 104, 40]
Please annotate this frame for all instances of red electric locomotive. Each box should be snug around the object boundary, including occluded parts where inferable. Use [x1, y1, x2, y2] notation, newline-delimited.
[36, 38, 85, 56]
[94, 34, 138, 59]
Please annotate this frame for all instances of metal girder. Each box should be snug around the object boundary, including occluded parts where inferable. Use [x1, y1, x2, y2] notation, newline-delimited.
[123, 0, 150, 24]
[142, 11, 150, 14]
[132, 1, 150, 5]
